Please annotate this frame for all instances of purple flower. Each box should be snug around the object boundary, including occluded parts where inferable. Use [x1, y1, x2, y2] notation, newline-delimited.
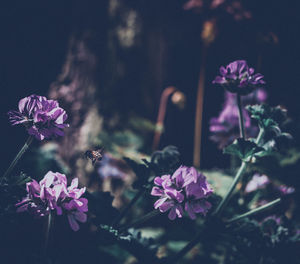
[213, 60, 265, 95]
[8, 94, 69, 141]
[245, 174, 270, 193]
[97, 154, 128, 179]
[151, 166, 213, 220]
[209, 89, 267, 148]
[16, 171, 88, 231]
[276, 185, 295, 196]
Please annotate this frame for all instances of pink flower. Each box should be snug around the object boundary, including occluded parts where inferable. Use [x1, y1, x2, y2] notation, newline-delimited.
[151, 166, 213, 220]
[8, 94, 69, 141]
[16, 171, 88, 231]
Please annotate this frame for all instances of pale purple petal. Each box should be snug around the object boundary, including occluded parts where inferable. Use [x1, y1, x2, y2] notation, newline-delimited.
[151, 187, 164, 196]
[68, 215, 80, 231]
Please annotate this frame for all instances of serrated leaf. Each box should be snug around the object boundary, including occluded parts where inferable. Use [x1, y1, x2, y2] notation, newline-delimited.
[224, 138, 264, 162]
[246, 104, 288, 135]
[254, 140, 276, 158]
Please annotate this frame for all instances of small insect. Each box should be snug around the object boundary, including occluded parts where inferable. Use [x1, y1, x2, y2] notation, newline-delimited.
[84, 148, 104, 165]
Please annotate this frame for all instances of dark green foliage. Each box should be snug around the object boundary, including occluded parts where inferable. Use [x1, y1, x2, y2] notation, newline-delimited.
[124, 145, 181, 190]
[224, 138, 264, 162]
[0, 172, 31, 221]
[85, 191, 119, 225]
[246, 104, 289, 135]
[123, 157, 151, 190]
[225, 217, 300, 264]
[150, 145, 181, 175]
[98, 225, 159, 263]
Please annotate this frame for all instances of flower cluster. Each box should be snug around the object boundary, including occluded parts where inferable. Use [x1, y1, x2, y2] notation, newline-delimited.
[151, 166, 213, 220]
[8, 94, 69, 141]
[213, 60, 265, 95]
[16, 171, 88, 231]
[209, 89, 267, 148]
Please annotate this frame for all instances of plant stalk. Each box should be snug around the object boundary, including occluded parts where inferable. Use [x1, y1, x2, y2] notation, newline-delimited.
[1, 136, 33, 184]
[44, 211, 54, 257]
[213, 161, 247, 216]
[237, 94, 246, 140]
[227, 198, 281, 224]
[119, 210, 160, 233]
[112, 189, 146, 228]
[193, 44, 208, 169]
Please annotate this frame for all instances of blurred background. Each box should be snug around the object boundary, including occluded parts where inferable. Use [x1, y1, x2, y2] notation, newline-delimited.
[1, 1, 300, 263]
[1, 0, 300, 182]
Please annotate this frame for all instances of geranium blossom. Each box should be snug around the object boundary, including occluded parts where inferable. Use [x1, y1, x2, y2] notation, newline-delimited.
[213, 60, 265, 95]
[16, 171, 88, 231]
[151, 166, 213, 220]
[8, 94, 69, 141]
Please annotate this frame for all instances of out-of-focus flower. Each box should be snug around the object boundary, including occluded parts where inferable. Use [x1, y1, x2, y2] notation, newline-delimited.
[275, 185, 295, 196]
[98, 154, 128, 179]
[245, 173, 295, 196]
[8, 94, 69, 141]
[245, 174, 270, 193]
[151, 166, 213, 220]
[213, 60, 265, 95]
[16, 171, 88, 231]
[209, 89, 267, 148]
[183, 0, 251, 21]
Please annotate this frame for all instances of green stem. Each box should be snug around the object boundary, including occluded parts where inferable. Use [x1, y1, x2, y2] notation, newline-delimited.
[255, 128, 264, 144]
[237, 95, 245, 139]
[169, 128, 266, 263]
[112, 189, 146, 227]
[213, 161, 247, 216]
[119, 210, 160, 233]
[44, 211, 54, 257]
[1, 136, 33, 184]
[227, 198, 281, 224]
[212, 94, 247, 215]
[213, 128, 265, 216]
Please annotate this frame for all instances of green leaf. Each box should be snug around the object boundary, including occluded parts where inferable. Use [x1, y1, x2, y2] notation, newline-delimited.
[224, 138, 264, 162]
[250, 139, 276, 158]
[150, 145, 181, 175]
[123, 157, 151, 189]
[246, 104, 288, 136]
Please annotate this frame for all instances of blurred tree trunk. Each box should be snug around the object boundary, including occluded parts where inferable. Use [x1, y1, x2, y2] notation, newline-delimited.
[49, 0, 109, 185]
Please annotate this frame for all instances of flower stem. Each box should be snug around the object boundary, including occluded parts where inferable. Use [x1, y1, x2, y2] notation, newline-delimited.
[255, 127, 264, 144]
[0, 136, 33, 184]
[226, 198, 281, 224]
[44, 211, 54, 257]
[169, 128, 266, 263]
[212, 94, 247, 215]
[112, 189, 146, 228]
[213, 161, 247, 216]
[119, 210, 160, 233]
[237, 94, 246, 140]
[213, 127, 265, 216]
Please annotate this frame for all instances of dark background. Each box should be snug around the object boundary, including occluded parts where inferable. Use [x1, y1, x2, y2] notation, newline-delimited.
[1, 0, 300, 170]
